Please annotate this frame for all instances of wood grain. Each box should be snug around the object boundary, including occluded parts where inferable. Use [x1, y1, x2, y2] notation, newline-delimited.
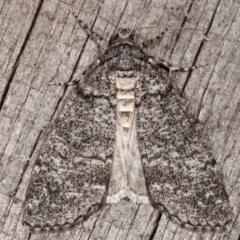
[0, 0, 239, 239]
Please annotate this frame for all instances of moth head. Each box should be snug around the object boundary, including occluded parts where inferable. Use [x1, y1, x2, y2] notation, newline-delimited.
[109, 28, 135, 46]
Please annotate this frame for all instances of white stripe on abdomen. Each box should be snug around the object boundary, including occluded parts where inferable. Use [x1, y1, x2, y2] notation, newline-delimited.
[107, 71, 149, 204]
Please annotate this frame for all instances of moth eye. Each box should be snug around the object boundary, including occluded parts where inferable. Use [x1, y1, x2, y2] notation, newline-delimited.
[129, 34, 134, 40]
[113, 33, 119, 40]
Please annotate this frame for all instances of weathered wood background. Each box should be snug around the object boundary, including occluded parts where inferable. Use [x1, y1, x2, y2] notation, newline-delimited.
[0, 0, 239, 239]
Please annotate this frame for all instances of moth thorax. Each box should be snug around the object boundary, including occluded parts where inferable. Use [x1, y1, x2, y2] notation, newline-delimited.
[115, 74, 137, 144]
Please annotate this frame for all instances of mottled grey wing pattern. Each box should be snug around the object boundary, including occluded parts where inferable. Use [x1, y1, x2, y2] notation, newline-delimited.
[137, 83, 231, 229]
[23, 26, 231, 232]
[23, 68, 115, 231]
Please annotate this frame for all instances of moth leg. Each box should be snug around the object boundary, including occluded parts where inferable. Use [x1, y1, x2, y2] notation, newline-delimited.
[48, 78, 78, 87]
[49, 76, 84, 87]
[148, 57, 205, 76]
[49, 79, 65, 86]
[69, 8, 104, 55]
[49, 53, 102, 87]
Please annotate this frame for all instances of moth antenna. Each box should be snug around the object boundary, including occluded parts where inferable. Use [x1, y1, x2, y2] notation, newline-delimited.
[136, 26, 164, 31]
[137, 25, 207, 48]
[59, 0, 117, 28]
[136, 25, 208, 42]
[136, 26, 206, 32]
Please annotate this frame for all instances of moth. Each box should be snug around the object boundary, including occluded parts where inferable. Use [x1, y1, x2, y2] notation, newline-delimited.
[23, 17, 231, 232]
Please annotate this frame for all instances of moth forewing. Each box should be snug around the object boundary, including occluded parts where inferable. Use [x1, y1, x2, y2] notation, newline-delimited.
[23, 26, 231, 232]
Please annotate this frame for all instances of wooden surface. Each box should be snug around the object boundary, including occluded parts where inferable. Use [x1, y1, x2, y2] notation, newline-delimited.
[0, 0, 239, 239]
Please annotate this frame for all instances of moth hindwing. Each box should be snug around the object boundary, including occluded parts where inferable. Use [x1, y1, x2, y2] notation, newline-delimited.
[23, 27, 231, 232]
